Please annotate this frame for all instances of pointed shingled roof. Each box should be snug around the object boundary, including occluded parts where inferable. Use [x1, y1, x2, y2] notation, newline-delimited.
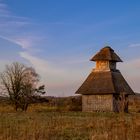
[91, 46, 123, 62]
[76, 71, 134, 95]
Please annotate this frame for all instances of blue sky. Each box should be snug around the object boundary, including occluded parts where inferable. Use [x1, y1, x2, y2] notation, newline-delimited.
[0, 0, 140, 96]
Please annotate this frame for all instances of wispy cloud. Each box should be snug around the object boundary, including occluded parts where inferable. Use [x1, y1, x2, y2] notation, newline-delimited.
[19, 51, 89, 96]
[0, 1, 41, 51]
[0, 3, 9, 15]
[128, 43, 140, 48]
[19, 51, 67, 95]
[0, 35, 32, 50]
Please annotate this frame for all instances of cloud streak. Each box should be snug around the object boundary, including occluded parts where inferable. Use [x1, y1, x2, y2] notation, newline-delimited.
[19, 51, 88, 96]
[0, 1, 42, 51]
[129, 43, 140, 48]
[0, 35, 34, 50]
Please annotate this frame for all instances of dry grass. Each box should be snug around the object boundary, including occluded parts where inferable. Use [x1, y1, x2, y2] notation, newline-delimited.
[0, 103, 140, 140]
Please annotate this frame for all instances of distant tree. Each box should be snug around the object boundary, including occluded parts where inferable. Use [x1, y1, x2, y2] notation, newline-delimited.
[0, 62, 45, 111]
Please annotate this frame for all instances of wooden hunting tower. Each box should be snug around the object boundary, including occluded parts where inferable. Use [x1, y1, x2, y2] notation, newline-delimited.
[76, 46, 134, 112]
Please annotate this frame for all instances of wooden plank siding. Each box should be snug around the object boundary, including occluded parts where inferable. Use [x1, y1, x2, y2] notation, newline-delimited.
[82, 95, 113, 112]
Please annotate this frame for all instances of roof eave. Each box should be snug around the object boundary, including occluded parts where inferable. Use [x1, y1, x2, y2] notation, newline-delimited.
[90, 58, 123, 62]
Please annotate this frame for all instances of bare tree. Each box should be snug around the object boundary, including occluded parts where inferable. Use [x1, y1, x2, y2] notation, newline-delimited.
[0, 62, 45, 111]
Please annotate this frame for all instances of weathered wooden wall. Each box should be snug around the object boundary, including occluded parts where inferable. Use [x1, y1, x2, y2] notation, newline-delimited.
[95, 61, 116, 72]
[95, 61, 109, 71]
[82, 95, 113, 112]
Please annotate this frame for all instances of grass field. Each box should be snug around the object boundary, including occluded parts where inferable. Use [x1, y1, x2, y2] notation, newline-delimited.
[0, 103, 140, 140]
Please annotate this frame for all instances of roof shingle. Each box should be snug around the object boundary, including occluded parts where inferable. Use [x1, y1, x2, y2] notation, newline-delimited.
[76, 71, 134, 95]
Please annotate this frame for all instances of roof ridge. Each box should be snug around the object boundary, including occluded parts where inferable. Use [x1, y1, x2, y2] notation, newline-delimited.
[110, 71, 117, 93]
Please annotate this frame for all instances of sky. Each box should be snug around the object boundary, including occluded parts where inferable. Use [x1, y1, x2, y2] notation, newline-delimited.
[0, 0, 140, 96]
